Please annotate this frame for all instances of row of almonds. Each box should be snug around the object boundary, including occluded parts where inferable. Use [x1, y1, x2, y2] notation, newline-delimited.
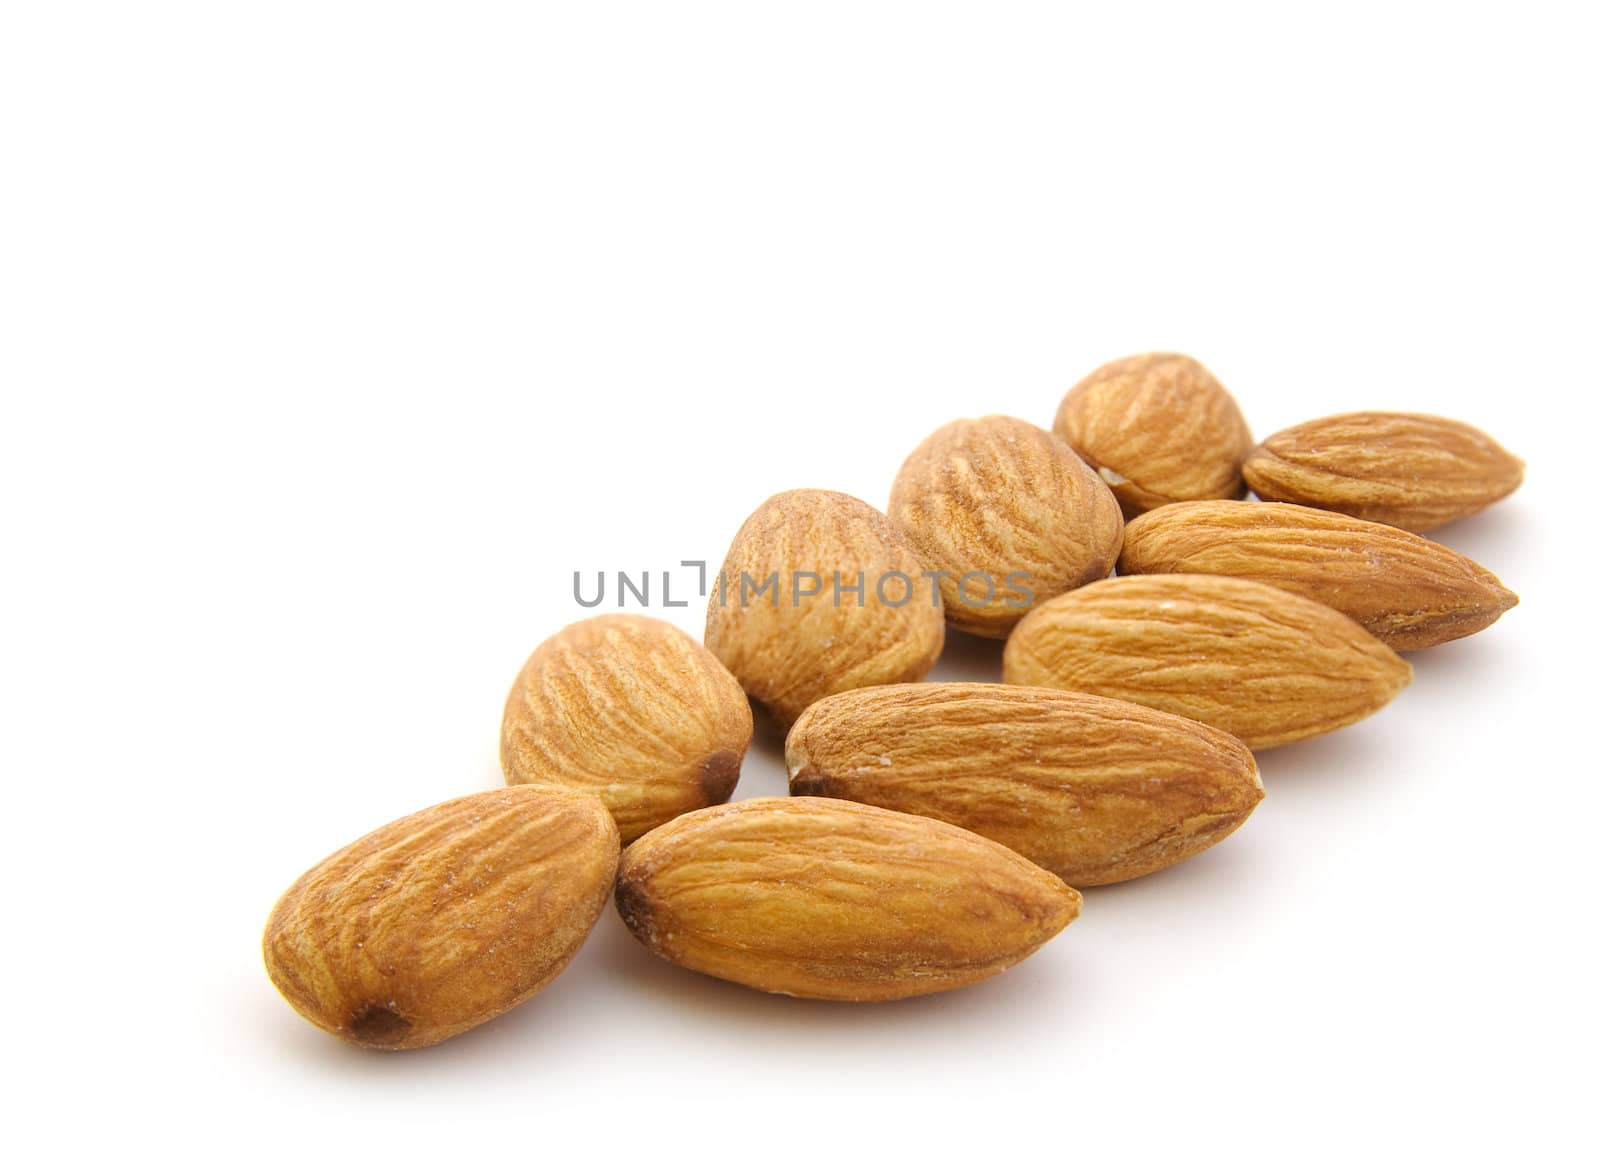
[264, 352, 1522, 1049]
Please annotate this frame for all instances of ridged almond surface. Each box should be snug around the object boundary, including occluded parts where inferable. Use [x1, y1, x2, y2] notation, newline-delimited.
[1118, 500, 1518, 650]
[888, 415, 1123, 637]
[787, 683, 1261, 886]
[704, 489, 944, 726]
[1003, 575, 1412, 749]
[1242, 411, 1525, 532]
[501, 614, 753, 842]
[1053, 352, 1253, 516]
[263, 787, 620, 1049]
[615, 797, 1080, 1001]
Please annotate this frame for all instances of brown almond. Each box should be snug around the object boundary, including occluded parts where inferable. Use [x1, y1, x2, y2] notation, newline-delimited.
[1242, 410, 1525, 532]
[1053, 352, 1253, 516]
[1117, 500, 1518, 650]
[500, 614, 753, 842]
[263, 787, 620, 1049]
[888, 415, 1124, 637]
[787, 683, 1261, 886]
[614, 797, 1080, 1001]
[704, 489, 944, 726]
[1002, 574, 1412, 748]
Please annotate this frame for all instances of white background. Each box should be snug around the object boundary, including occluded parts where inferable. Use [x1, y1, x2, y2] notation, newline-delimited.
[4, 3, 1596, 1165]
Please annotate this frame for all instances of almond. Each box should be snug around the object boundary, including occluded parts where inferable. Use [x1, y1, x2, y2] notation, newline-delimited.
[500, 614, 753, 842]
[1053, 352, 1253, 516]
[1118, 500, 1518, 650]
[787, 683, 1261, 886]
[1242, 411, 1525, 532]
[263, 787, 619, 1049]
[888, 415, 1123, 637]
[704, 489, 945, 726]
[1003, 575, 1412, 748]
[614, 797, 1080, 1000]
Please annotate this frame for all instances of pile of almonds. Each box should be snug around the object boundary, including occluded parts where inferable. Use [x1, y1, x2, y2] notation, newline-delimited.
[264, 352, 1522, 1049]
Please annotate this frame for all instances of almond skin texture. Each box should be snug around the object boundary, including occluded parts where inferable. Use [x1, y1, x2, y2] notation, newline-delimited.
[500, 614, 753, 843]
[263, 787, 620, 1050]
[888, 415, 1123, 637]
[614, 797, 1080, 1001]
[1242, 411, 1525, 532]
[1118, 500, 1518, 651]
[1003, 575, 1412, 749]
[1054, 352, 1253, 517]
[704, 489, 945, 726]
[787, 683, 1261, 886]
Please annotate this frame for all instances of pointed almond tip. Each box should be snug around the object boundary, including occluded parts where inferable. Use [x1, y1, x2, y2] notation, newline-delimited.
[1382, 651, 1416, 696]
[1246, 755, 1266, 799]
[1052, 881, 1085, 930]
